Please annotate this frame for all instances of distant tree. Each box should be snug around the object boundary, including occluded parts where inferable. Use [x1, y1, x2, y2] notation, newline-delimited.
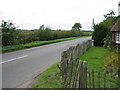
[72, 23, 82, 31]
[39, 25, 45, 30]
[45, 26, 52, 31]
[104, 10, 116, 18]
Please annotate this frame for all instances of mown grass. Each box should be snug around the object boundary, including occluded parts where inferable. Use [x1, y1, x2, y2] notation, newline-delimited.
[80, 47, 116, 88]
[33, 47, 115, 88]
[80, 47, 114, 71]
[2, 36, 90, 53]
[33, 62, 64, 88]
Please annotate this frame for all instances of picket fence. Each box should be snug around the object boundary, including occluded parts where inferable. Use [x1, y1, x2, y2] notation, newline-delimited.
[57, 40, 119, 88]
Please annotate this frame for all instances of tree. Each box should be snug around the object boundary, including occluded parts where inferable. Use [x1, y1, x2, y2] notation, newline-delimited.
[104, 10, 115, 19]
[39, 25, 45, 30]
[72, 23, 82, 31]
[1, 20, 18, 46]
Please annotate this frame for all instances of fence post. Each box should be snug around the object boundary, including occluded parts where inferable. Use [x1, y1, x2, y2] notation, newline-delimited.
[88, 68, 91, 88]
[83, 61, 87, 88]
[79, 61, 83, 88]
[118, 70, 120, 88]
[98, 71, 100, 88]
[104, 70, 106, 89]
[92, 69, 95, 88]
[115, 75, 119, 88]
[108, 73, 111, 88]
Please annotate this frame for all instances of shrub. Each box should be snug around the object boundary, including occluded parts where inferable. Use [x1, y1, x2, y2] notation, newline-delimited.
[92, 23, 109, 46]
[37, 29, 53, 41]
[104, 54, 120, 75]
[92, 16, 119, 46]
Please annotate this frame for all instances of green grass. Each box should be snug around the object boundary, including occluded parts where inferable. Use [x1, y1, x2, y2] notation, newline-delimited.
[33, 62, 63, 88]
[80, 47, 114, 71]
[80, 47, 116, 88]
[2, 36, 90, 53]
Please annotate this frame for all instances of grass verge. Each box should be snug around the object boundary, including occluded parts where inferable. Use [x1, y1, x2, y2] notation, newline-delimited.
[2, 36, 90, 53]
[33, 47, 116, 88]
[33, 62, 63, 88]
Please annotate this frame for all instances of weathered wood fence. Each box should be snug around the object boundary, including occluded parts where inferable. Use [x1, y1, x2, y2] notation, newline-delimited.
[58, 40, 119, 88]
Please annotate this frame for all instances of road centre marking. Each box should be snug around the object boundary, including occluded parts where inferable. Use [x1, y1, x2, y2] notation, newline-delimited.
[0, 55, 28, 64]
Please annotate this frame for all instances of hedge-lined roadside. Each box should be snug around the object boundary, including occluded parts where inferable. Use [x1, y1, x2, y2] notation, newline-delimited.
[2, 20, 92, 46]
[2, 36, 90, 53]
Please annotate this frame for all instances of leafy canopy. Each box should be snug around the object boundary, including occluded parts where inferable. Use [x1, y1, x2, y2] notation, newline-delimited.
[72, 23, 82, 31]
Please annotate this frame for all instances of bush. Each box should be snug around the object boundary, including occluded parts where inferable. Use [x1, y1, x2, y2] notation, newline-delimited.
[92, 23, 110, 46]
[104, 54, 120, 75]
[37, 30, 53, 41]
[92, 17, 119, 46]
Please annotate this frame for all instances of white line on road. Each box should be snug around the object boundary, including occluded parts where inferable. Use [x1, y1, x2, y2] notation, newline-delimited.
[0, 55, 28, 64]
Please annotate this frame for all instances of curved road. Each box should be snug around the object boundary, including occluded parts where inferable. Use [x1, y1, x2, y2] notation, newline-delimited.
[2, 37, 91, 88]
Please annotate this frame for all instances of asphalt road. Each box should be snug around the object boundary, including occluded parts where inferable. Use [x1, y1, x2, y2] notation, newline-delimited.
[2, 37, 91, 88]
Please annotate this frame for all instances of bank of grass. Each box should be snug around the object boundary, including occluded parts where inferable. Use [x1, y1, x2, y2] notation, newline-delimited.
[2, 36, 90, 53]
[33, 47, 114, 88]
[33, 62, 64, 88]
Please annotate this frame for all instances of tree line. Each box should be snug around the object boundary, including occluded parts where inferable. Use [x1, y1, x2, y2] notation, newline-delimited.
[1, 20, 91, 46]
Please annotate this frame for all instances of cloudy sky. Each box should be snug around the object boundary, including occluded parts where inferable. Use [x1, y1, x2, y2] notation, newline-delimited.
[0, 0, 119, 30]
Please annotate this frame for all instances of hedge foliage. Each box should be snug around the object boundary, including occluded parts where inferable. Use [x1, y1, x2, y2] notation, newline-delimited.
[1, 20, 92, 46]
[92, 16, 119, 46]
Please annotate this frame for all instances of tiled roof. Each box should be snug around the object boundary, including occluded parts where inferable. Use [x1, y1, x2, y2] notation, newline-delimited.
[111, 18, 120, 31]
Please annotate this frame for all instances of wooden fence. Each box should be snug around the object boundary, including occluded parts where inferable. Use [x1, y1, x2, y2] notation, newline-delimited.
[57, 40, 119, 88]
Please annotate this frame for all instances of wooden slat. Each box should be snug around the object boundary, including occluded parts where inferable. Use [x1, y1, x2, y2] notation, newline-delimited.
[115, 75, 118, 88]
[92, 69, 95, 88]
[86, 67, 88, 88]
[83, 61, 87, 88]
[98, 71, 100, 88]
[104, 70, 106, 89]
[109, 73, 111, 88]
[79, 61, 83, 88]
[88, 68, 91, 88]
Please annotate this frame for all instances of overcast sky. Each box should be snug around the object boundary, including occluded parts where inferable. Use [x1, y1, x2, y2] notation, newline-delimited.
[0, 0, 119, 30]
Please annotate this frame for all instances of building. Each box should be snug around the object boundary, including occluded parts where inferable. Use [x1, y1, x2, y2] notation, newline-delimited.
[111, 18, 120, 45]
[110, 1, 120, 45]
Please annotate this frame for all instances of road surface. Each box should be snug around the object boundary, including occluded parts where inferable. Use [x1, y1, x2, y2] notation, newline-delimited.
[2, 37, 91, 88]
